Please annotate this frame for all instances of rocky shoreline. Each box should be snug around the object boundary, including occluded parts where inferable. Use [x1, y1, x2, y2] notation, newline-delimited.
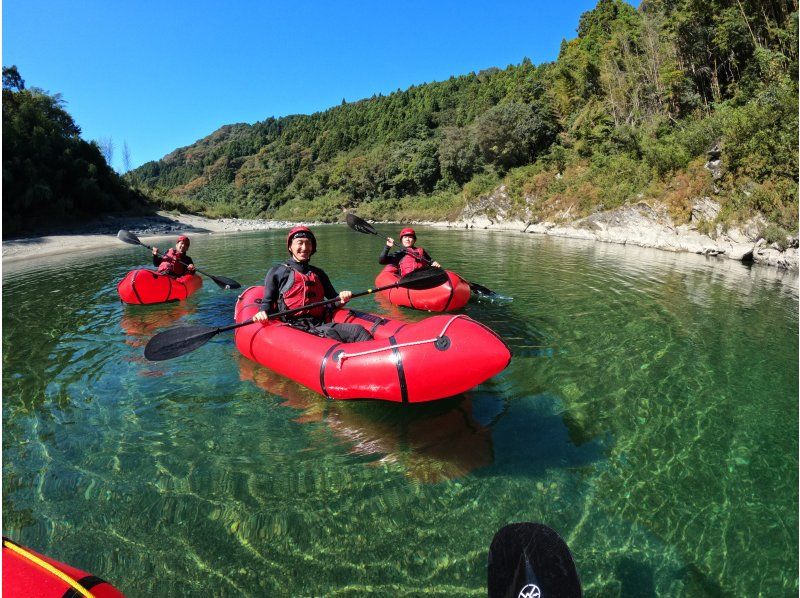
[436, 187, 799, 272]
[3, 204, 797, 272]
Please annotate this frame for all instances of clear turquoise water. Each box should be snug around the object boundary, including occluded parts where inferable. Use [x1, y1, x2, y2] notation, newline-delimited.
[3, 226, 797, 596]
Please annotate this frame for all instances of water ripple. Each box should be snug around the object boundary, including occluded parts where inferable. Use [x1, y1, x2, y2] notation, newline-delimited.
[3, 228, 797, 596]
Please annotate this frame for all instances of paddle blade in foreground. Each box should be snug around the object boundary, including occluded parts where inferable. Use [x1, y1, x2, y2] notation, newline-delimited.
[488, 522, 582, 598]
[144, 325, 219, 361]
[345, 213, 378, 236]
[117, 229, 143, 246]
[206, 273, 242, 290]
[398, 266, 449, 290]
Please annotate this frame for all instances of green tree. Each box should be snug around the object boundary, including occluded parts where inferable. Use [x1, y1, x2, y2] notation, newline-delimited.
[472, 102, 558, 170]
[2, 65, 25, 91]
[3, 67, 146, 236]
[124, 0, 797, 231]
[437, 126, 481, 185]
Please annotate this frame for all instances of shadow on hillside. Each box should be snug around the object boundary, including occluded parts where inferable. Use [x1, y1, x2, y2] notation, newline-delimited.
[5, 210, 211, 240]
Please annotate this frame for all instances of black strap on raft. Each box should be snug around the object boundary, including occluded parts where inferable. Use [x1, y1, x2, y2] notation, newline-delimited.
[131, 269, 145, 304]
[346, 309, 389, 336]
[388, 336, 409, 403]
[61, 576, 108, 598]
[319, 343, 342, 399]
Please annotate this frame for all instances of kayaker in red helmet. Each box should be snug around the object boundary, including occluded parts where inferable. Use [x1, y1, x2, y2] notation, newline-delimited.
[379, 227, 441, 276]
[152, 235, 196, 277]
[251, 226, 373, 342]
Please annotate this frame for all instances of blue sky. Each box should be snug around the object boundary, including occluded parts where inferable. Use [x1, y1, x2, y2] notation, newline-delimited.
[4, 1, 637, 171]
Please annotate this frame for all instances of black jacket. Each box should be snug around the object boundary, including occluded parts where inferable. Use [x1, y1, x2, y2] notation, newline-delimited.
[378, 246, 432, 267]
[260, 260, 338, 324]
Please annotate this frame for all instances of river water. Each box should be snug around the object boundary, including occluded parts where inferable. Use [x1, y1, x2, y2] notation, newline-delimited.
[3, 226, 797, 596]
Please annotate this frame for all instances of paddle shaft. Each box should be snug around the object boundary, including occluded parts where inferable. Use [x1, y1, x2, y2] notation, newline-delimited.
[142, 264, 445, 361]
[215, 278, 417, 335]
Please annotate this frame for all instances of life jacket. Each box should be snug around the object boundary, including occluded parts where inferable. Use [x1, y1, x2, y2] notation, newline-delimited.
[278, 263, 328, 320]
[399, 247, 427, 276]
[157, 248, 189, 276]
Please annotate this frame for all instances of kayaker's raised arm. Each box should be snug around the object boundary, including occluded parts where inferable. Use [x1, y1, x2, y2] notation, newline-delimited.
[152, 235, 196, 277]
[392, 228, 442, 273]
[378, 243, 403, 266]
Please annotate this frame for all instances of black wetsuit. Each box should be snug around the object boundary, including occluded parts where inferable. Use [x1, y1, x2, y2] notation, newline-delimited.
[378, 246, 432, 267]
[261, 260, 372, 343]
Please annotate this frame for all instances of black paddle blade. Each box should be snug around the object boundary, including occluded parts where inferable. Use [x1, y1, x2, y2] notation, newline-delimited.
[488, 523, 582, 598]
[144, 325, 220, 361]
[398, 266, 449, 290]
[206, 273, 242, 290]
[117, 229, 143, 246]
[345, 213, 378, 236]
[468, 280, 497, 297]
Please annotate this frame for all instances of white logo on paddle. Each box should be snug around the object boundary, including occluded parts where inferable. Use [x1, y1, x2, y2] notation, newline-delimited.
[518, 584, 541, 598]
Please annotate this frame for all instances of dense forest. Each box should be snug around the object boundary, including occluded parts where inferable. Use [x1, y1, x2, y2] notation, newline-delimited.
[6, 0, 797, 240]
[2, 66, 148, 237]
[131, 0, 797, 237]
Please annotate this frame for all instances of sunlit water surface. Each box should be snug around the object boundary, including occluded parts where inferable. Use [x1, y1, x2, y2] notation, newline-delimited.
[3, 226, 797, 596]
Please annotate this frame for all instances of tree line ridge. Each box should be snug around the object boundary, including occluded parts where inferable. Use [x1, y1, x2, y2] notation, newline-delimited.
[3, 0, 797, 240]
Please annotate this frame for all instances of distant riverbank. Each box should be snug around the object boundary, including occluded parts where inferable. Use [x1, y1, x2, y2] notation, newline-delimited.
[1, 212, 301, 265]
[3, 206, 797, 272]
[440, 188, 799, 271]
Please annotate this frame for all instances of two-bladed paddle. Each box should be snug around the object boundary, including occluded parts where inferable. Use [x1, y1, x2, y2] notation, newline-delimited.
[345, 213, 497, 297]
[117, 229, 241, 290]
[143, 266, 448, 361]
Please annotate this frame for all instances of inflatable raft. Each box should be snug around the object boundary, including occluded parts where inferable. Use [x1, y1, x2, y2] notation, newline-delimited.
[2, 537, 125, 597]
[234, 286, 510, 403]
[117, 269, 202, 305]
[375, 265, 471, 312]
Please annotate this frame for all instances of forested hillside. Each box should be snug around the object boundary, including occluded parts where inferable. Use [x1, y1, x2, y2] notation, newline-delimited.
[2, 67, 148, 237]
[131, 0, 798, 236]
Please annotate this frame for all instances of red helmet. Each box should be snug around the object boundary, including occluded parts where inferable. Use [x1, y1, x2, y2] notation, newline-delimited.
[177, 235, 190, 248]
[399, 227, 416, 238]
[286, 226, 316, 255]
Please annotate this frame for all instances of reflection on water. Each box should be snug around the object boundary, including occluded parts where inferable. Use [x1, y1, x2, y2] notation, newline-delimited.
[120, 303, 197, 349]
[239, 357, 494, 483]
[3, 227, 798, 596]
